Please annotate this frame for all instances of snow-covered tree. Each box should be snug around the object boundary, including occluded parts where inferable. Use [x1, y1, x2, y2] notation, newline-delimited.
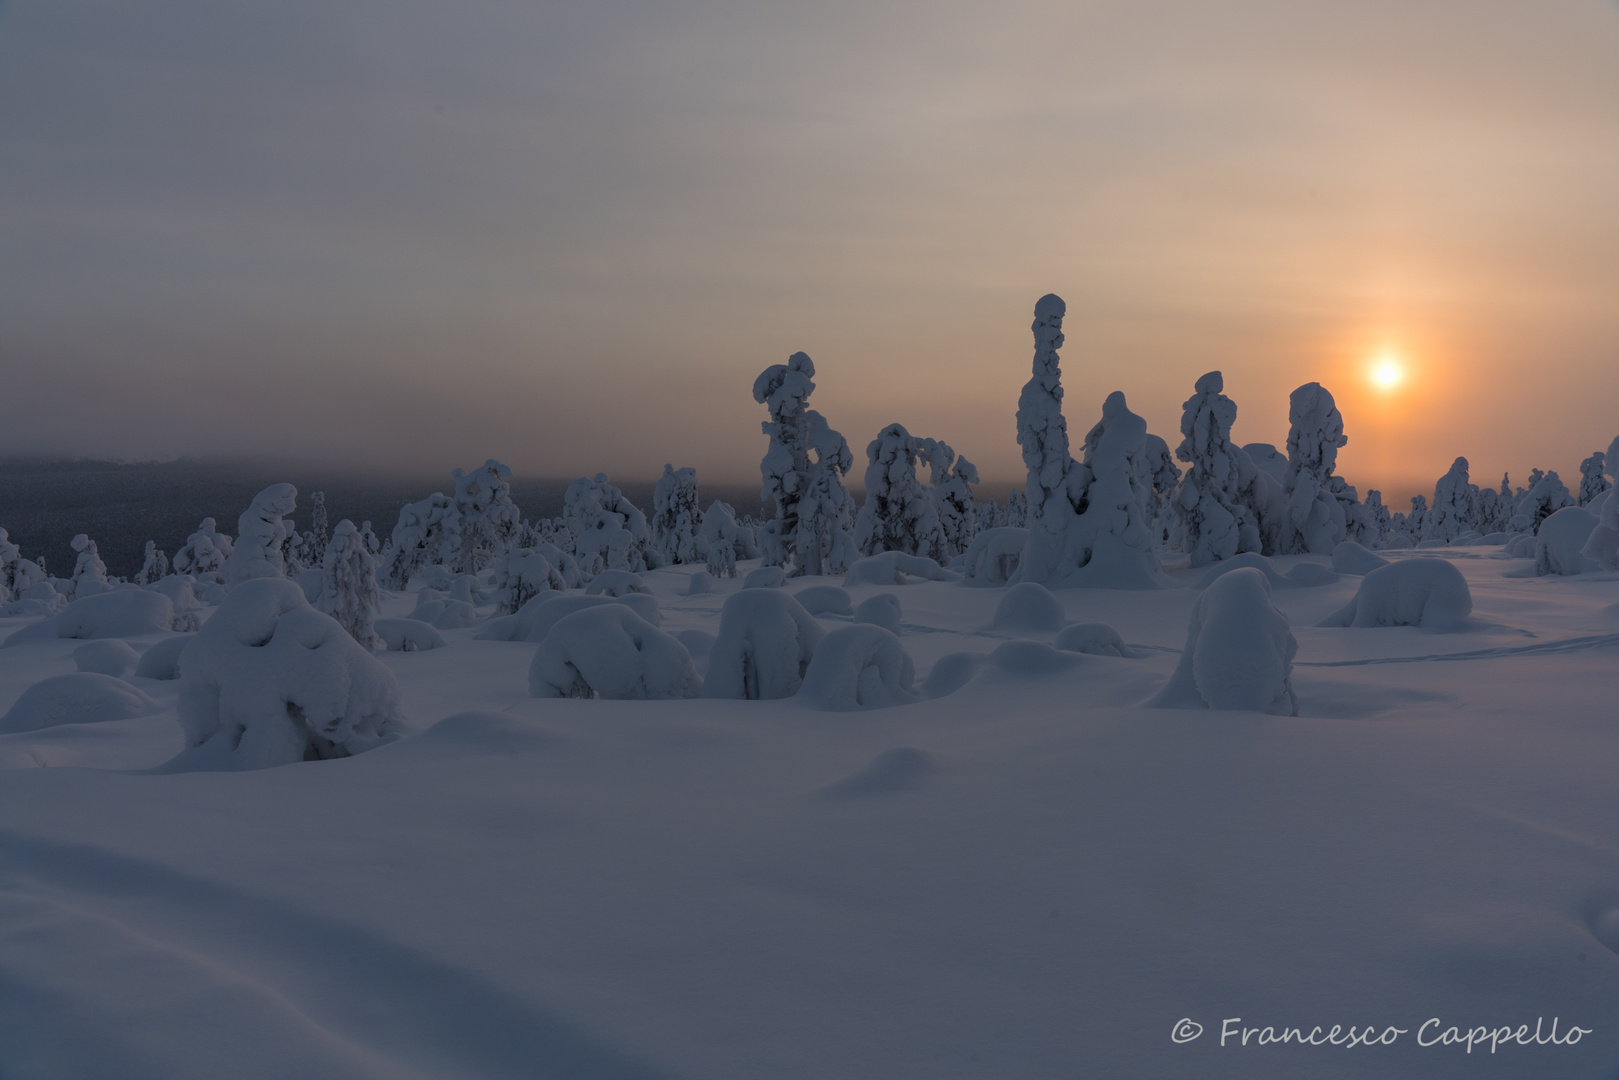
[1580, 437, 1619, 570]
[1172, 371, 1263, 566]
[563, 473, 657, 577]
[1361, 490, 1391, 548]
[1475, 485, 1510, 535]
[317, 520, 382, 650]
[651, 464, 702, 565]
[1004, 489, 1029, 529]
[282, 523, 310, 577]
[380, 492, 461, 590]
[308, 491, 330, 555]
[452, 459, 521, 574]
[1279, 382, 1361, 555]
[359, 520, 382, 555]
[493, 549, 566, 615]
[1511, 471, 1573, 534]
[1141, 434, 1180, 547]
[135, 541, 169, 585]
[855, 424, 946, 561]
[0, 528, 20, 603]
[69, 534, 109, 598]
[173, 518, 232, 577]
[1579, 452, 1610, 506]
[1407, 495, 1428, 537]
[1423, 457, 1479, 544]
[223, 485, 298, 586]
[754, 352, 856, 577]
[919, 439, 979, 561]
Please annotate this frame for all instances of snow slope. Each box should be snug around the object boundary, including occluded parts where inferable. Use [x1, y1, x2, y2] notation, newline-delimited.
[2, 549, 1618, 1078]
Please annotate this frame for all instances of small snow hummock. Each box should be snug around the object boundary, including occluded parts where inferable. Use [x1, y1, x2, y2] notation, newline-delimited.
[853, 593, 903, 635]
[795, 624, 920, 711]
[223, 484, 298, 586]
[374, 618, 449, 652]
[743, 566, 786, 590]
[703, 590, 824, 700]
[0, 672, 162, 734]
[843, 551, 957, 587]
[1172, 371, 1263, 567]
[585, 569, 649, 597]
[175, 577, 406, 769]
[316, 520, 383, 650]
[1532, 507, 1598, 576]
[73, 639, 140, 677]
[134, 636, 189, 680]
[1149, 567, 1298, 715]
[529, 605, 701, 700]
[4, 590, 183, 646]
[992, 582, 1065, 635]
[1332, 541, 1389, 575]
[1053, 623, 1137, 658]
[1319, 558, 1473, 632]
[793, 585, 853, 616]
[652, 464, 703, 566]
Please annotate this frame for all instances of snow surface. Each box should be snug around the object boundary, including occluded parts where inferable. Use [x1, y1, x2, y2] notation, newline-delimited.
[3, 546, 1619, 1078]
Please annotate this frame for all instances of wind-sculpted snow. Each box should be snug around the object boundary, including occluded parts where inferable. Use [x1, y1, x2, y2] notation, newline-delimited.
[703, 590, 823, 700]
[4, 590, 182, 646]
[175, 577, 406, 769]
[843, 551, 957, 587]
[1320, 558, 1474, 632]
[1053, 622, 1137, 658]
[72, 639, 140, 677]
[529, 605, 701, 700]
[0, 673, 162, 733]
[795, 624, 918, 710]
[853, 593, 903, 635]
[1332, 541, 1389, 575]
[1151, 567, 1298, 715]
[134, 636, 189, 680]
[223, 483, 298, 586]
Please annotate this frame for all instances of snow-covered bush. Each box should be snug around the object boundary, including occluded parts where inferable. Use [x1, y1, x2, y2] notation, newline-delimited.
[703, 590, 824, 699]
[563, 473, 657, 577]
[1053, 622, 1137, 658]
[1422, 457, 1478, 544]
[1150, 567, 1298, 715]
[374, 618, 449, 652]
[586, 569, 648, 597]
[855, 424, 946, 561]
[0, 673, 162, 734]
[452, 459, 521, 574]
[134, 541, 169, 586]
[529, 605, 701, 699]
[4, 590, 183, 646]
[1279, 383, 1361, 555]
[316, 520, 382, 650]
[407, 592, 478, 630]
[921, 439, 979, 561]
[73, 639, 140, 677]
[68, 534, 110, 599]
[960, 528, 1027, 587]
[172, 517, 232, 577]
[134, 636, 190, 680]
[1332, 541, 1389, 575]
[1173, 371, 1263, 567]
[492, 549, 565, 615]
[1319, 558, 1473, 632]
[992, 582, 1065, 634]
[698, 500, 757, 567]
[796, 624, 919, 711]
[652, 464, 702, 565]
[380, 492, 461, 590]
[754, 351, 857, 577]
[176, 577, 407, 768]
[1532, 507, 1598, 576]
[1579, 451, 1610, 506]
[743, 566, 786, 589]
[487, 591, 664, 644]
[843, 551, 957, 587]
[1511, 471, 1573, 534]
[223, 484, 298, 586]
[1194, 551, 1284, 591]
[853, 593, 903, 634]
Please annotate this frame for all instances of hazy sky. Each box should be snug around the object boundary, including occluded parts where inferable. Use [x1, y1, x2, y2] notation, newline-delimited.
[3, 0, 1617, 501]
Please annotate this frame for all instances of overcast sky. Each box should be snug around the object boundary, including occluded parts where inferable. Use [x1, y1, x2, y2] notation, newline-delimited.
[2, 0, 1617, 500]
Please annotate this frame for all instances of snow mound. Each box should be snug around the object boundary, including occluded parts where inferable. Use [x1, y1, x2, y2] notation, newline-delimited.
[793, 585, 852, 617]
[407, 593, 479, 630]
[989, 640, 1079, 675]
[529, 605, 701, 700]
[1283, 562, 1339, 587]
[4, 590, 181, 646]
[685, 571, 714, 596]
[992, 582, 1065, 634]
[375, 618, 449, 652]
[1054, 623, 1137, 658]
[796, 624, 919, 711]
[704, 590, 824, 699]
[175, 577, 407, 769]
[921, 652, 983, 698]
[1194, 552, 1283, 591]
[504, 592, 663, 644]
[1151, 567, 1298, 715]
[1533, 507, 1599, 577]
[1332, 542, 1389, 575]
[853, 593, 903, 634]
[743, 566, 786, 590]
[843, 551, 958, 587]
[585, 570, 648, 597]
[0, 673, 162, 733]
[134, 636, 189, 680]
[814, 747, 938, 799]
[1319, 558, 1473, 632]
[1504, 534, 1538, 558]
[673, 629, 716, 673]
[73, 639, 140, 677]
[960, 528, 1027, 587]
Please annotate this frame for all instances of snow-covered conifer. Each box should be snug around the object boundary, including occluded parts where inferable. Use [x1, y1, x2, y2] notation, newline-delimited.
[1511, 471, 1574, 534]
[754, 352, 856, 576]
[452, 459, 521, 574]
[173, 518, 232, 577]
[652, 464, 703, 565]
[855, 424, 946, 560]
[1172, 371, 1263, 566]
[1005, 489, 1029, 528]
[917, 438, 979, 561]
[1406, 495, 1428, 538]
[282, 523, 309, 577]
[1580, 436, 1619, 570]
[317, 520, 382, 650]
[1141, 434, 1179, 547]
[1579, 452, 1610, 506]
[0, 528, 20, 604]
[308, 491, 330, 554]
[69, 535, 109, 598]
[223, 484, 298, 586]
[1361, 491, 1391, 548]
[563, 473, 657, 577]
[1279, 383, 1360, 555]
[1423, 457, 1479, 544]
[493, 549, 566, 615]
[380, 492, 461, 590]
[135, 541, 169, 586]
[359, 520, 382, 555]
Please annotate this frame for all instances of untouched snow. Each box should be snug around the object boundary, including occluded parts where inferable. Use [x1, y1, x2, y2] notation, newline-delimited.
[2, 549, 1619, 1077]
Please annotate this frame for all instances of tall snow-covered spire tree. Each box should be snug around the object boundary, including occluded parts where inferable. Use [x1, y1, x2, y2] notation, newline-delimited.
[1280, 382, 1360, 554]
[754, 352, 855, 576]
[1424, 457, 1479, 543]
[1172, 371, 1262, 566]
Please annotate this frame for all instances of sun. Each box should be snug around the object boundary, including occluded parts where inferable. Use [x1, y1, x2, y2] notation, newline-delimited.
[1370, 354, 1404, 390]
